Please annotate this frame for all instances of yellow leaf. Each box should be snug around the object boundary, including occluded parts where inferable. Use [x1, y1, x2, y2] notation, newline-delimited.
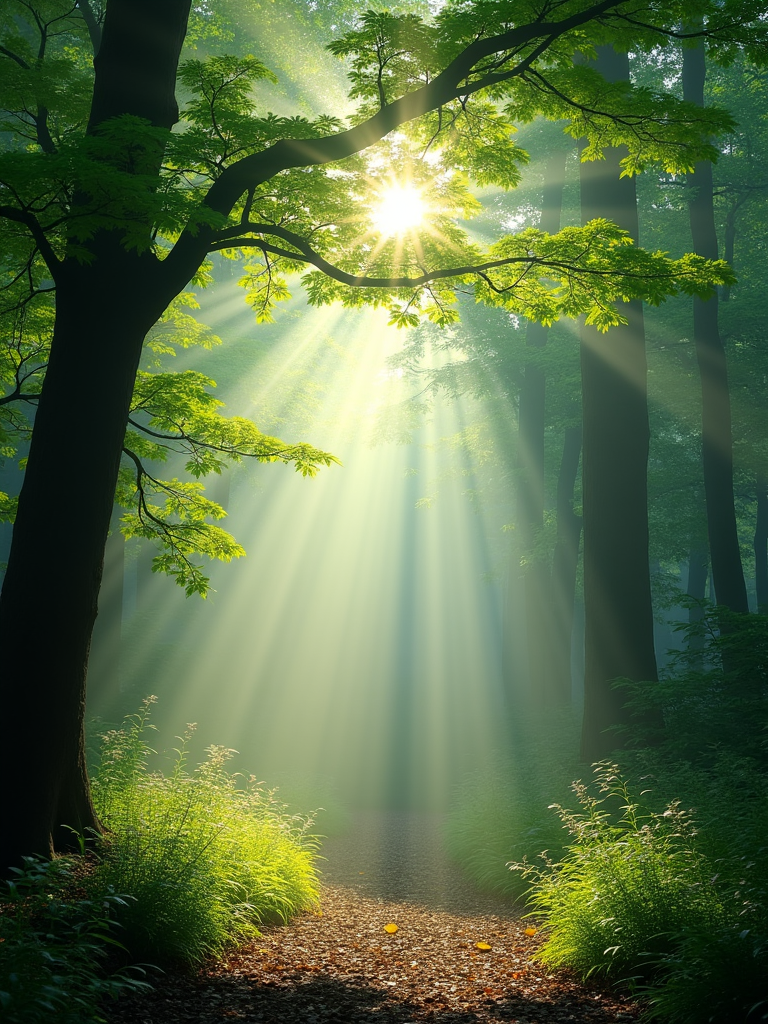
[384, 923, 399, 934]
[475, 941, 492, 951]
[524, 927, 537, 937]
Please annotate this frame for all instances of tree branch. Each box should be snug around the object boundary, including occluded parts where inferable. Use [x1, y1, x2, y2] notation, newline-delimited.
[0, 206, 61, 277]
[161, 0, 621, 290]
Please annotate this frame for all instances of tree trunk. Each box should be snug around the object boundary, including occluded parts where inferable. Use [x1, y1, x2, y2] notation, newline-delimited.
[755, 471, 768, 613]
[578, 46, 658, 763]
[0, 265, 161, 868]
[515, 147, 567, 707]
[550, 425, 583, 702]
[0, 0, 192, 872]
[87, 518, 126, 716]
[682, 31, 748, 614]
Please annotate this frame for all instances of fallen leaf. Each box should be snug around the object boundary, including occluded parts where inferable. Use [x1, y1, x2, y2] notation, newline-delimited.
[383, 923, 399, 934]
[475, 942, 492, 951]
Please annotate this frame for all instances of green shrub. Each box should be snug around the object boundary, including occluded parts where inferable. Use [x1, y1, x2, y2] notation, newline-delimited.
[0, 855, 151, 1024]
[515, 764, 726, 982]
[90, 698, 320, 966]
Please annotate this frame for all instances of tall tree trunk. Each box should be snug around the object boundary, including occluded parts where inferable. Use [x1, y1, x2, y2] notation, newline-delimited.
[550, 425, 583, 701]
[682, 30, 748, 614]
[0, 0, 192, 872]
[578, 46, 658, 763]
[514, 147, 567, 707]
[755, 471, 768, 613]
[87, 518, 125, 716]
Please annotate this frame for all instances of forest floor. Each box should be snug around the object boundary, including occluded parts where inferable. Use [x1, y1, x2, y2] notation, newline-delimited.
[105, 811, 640, 1024]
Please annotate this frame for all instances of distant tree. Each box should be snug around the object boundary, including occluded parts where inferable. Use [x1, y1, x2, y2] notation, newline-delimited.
[0, 0, 749, 870]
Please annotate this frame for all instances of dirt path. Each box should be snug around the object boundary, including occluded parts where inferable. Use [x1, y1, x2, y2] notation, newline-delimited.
[105, 812, 640, 1024]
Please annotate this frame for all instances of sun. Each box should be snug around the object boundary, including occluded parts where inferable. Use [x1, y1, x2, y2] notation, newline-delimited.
[371, 183, 426, 237]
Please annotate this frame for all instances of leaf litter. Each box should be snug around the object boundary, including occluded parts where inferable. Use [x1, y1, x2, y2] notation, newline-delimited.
[105, 884, 639, 1023]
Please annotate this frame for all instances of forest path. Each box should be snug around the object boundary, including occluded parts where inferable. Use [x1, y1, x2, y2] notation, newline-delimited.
[106, 811, 640, 1024]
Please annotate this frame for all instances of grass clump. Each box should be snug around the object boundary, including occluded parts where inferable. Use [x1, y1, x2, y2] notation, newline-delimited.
[514, 764, 725, 980]
[90, 698, 320, 966]
[0, 855, 151, 1024]
[515, 763, 768, 1023]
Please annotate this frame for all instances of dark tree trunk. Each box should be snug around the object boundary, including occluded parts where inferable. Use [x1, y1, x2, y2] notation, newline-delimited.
[578, 46, 658, 763]
[550, 425, 583, 702]
[0, 0, 192, 872]
[682, 32, 748, 614]
[755, 471, 768, 613]
[87, 519, 125, 716]
[514, 147, 567, 707]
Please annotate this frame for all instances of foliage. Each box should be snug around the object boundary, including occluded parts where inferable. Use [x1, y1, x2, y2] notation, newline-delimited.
[90, 698, 320, 966]
[617, 605, 768, 763]
[0, 855, 151, 1024]
[513, 760, 768, 1023]
[513, 765, 725, 982]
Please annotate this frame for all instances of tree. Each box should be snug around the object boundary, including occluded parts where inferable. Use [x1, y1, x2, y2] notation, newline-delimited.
[578, 46, 658, 760]
[0, 0, 748, 870]
[683, 21, 749, 613]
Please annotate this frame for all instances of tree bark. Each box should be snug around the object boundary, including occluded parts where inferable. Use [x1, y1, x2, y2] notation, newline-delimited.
[682, 31, 749, 614]
[516, 147, 568, 707]
[87, 518, 125, 716]
[578, 46, 658, 763]
[0, 0, 192, 872]
[0, 264, 163, 867]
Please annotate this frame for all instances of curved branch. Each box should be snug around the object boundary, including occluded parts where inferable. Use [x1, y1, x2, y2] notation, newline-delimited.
[0, 206, 61, 277]
[162, 0, 620, 289]
[208, 222, 696, 290]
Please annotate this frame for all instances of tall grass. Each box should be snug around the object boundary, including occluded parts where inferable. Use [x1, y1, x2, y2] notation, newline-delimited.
[515, 764, 768, 1023]
[514, 765, 725, 979]
[90, 698, 320, 966]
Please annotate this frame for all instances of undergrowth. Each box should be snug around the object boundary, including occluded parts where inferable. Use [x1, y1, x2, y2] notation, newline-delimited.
[447, 608, 768, 1022]
[89, 697, 321, 966]
[0, 855, 151, 1024]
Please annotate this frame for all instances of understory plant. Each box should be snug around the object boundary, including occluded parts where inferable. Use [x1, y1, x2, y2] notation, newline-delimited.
[0, 855, 151, 1024]
[515, 763, 768, 1023]
[90, 697, 320, 966]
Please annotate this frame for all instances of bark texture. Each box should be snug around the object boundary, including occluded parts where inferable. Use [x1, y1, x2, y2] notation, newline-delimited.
[0, 0, 192, 871]
[682, 32, 748, 614]
[578, 47, 658, 762]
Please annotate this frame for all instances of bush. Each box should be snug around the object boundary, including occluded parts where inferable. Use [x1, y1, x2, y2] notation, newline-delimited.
[90, 698, 320, 966]
[515, 764, 725, 982]
[0, 855, 151, 1024]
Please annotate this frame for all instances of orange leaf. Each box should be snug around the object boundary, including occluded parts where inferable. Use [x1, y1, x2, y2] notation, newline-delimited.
[384, 923, 399, 934]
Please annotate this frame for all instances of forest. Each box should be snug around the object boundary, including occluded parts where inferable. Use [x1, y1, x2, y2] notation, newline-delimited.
[0, 0, 767, 1021]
